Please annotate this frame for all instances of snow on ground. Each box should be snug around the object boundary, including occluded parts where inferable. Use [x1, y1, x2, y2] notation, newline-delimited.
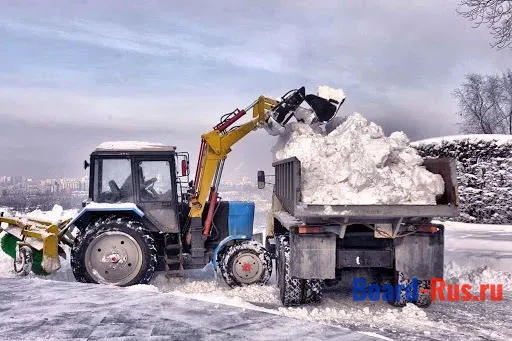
[273, 113, 444, 205]
[1, 206, 511, 340]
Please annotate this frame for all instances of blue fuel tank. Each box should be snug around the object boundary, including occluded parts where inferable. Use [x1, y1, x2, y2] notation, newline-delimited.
[227, 201, 255, 238]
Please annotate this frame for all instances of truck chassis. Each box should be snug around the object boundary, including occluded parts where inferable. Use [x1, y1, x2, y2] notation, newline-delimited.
[263, 157, 459, 307]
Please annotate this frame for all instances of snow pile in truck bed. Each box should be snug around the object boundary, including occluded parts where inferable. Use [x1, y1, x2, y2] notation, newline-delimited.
[273, 113, 445, 205]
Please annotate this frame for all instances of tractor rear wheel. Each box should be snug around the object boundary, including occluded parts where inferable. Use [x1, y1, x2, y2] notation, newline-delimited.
[71, 216, 157, 286]
[219, 240, 272, 287]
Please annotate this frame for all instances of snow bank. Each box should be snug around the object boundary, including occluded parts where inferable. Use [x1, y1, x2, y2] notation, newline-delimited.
[445, 262, 512, 291]
[19, 204, 78, 224]
[273, 113, 444, 205]
[413, 134, 512, 147]
[278, 302, 436, 335]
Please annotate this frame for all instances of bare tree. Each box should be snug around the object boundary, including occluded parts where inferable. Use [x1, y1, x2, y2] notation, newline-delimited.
[457, 0, 512, 49]
[500, 69, 512, 132]
[453, 71, 512, 134]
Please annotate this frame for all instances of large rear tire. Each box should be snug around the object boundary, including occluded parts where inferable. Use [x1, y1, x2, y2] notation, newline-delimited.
[386, 271, 409, 308]
[219, 240, 272, 287]
[303, 279, 324, 304]
[71, 216, 157, 286]
[278, 235, 304, 306]
[414, 280, 432, 308]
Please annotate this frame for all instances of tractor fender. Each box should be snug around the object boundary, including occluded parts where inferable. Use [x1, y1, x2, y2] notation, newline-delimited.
[65, 203, 145, 231]
[212, 234, 250, 270]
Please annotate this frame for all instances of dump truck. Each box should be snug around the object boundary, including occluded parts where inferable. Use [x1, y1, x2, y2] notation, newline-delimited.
[0, 86, 344, 288]
[258, 156, 459, 308]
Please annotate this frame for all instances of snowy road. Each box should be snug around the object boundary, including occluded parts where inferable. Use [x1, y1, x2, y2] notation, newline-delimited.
[0, 278, 382, 341]
[1, 211, 511, 341]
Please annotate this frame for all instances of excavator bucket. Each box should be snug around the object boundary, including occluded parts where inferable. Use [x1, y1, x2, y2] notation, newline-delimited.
[271, 87, 307, 126]
[305, 94, 345, 123]
[264, 86, 345, 135]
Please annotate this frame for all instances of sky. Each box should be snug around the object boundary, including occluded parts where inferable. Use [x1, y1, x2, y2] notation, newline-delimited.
[0, 0, 511, 179]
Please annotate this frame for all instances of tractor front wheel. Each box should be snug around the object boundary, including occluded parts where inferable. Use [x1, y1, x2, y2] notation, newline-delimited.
[71, 216, 157, 286]
[219, 240, 272, 287]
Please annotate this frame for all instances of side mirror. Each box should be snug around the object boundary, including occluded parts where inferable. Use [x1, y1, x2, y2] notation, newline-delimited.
[181, 159, 189, 176]
[257, 170, 266, 189]
[84, 160, 90, 170]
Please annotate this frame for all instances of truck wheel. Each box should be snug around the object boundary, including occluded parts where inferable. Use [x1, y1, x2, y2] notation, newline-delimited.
[219, 240, 272, 287]
[14, 246, 33, 276]
[414, 280, 432, 308]
[278, 235, 304, 306]
[303, 279, 324, 304]
[275, 235, 282, 289]
[71, 216, 157, 286]
[386, 271, 408, 307]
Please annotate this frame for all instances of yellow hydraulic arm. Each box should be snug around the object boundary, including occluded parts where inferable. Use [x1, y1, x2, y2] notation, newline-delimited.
[188, 95, 277, 236]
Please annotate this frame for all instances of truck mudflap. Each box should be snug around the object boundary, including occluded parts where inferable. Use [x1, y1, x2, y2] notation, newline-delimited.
[394, 225, 444, 279]
[289, 232, 336, 279]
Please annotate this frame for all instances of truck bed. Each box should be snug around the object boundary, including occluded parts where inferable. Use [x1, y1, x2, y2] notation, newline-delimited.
[273, 157, 459, 224]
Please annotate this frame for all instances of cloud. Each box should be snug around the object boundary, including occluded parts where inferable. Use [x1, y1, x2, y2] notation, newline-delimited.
[0, 85, 253, 131]
[0, 0, 511, 178]
[0, 18, 297, 74]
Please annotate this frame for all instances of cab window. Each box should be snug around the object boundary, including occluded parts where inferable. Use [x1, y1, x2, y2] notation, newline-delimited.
[93, 158, 132, 203]
[138, 160, 173, 201]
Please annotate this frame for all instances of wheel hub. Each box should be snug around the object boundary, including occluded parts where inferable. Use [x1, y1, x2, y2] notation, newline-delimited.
[101, 250, 128, 269]
[85, 231, 143, 285]
[232, 252, 263, 285]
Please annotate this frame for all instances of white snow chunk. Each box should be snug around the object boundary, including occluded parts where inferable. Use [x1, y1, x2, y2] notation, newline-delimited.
[22, 204, 77, 224]
[318, 85, 346, 104]
[273, 113, 444, 205]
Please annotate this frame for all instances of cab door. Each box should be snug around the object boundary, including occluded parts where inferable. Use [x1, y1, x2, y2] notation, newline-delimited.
[134, 158, 179, 233]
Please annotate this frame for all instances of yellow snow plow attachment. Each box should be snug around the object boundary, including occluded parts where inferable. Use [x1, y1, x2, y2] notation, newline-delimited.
[0, 212, 71, 276]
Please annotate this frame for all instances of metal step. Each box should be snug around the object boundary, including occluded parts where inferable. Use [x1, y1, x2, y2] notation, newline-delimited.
[164, 235, 184, 277]
[165, 259, 182, 265]
[165, 269, 184, 277]
[166, 244, 182, 251]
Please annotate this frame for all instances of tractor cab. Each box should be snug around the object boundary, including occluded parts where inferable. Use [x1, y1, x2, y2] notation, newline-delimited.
[86, 141, 190, 234]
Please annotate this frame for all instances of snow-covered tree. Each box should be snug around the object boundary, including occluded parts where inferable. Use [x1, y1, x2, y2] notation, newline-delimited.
[413, 135, 512, 224]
